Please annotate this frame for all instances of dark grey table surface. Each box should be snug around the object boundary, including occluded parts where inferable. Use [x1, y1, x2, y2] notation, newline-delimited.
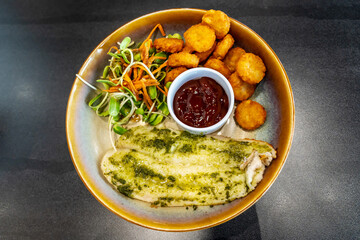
[1, 1, 359, 239]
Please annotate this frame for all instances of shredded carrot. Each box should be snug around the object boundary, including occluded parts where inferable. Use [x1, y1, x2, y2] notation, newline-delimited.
[133, 68, 138, 80]
[139, 39, 152, 65]
[118, 58, 126, 65]
[127, 68, 133, 78]
[148, 56, 167, 66]
[123, 73, 133, 83]
[134, 70, 143, 83]
[129, 83, 139, 100]
[109, 76, 119, 84]
[134, 64, 150, 74]
[108, 46, 120, 53]
[104, 86, 121, 93]
[134, 70, 142, 82]
[140, 84, 151, 109]
[141, 81, 154, 106]
[140, 24, 166, 49]
[110, 86, 121, 90]
[103, 24, 169, 111]
[152, 60, 168, 75]
[133, 80, 159, 90]
[143, 100, 151, 110]
[122, 73, 129, 82]
[156, 85, 167, 96]
[122, 73, 138, 97]
[131, 63, 152, 82]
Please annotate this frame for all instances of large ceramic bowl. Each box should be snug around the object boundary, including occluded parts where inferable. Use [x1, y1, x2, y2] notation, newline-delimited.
[66, 8, 294, 231]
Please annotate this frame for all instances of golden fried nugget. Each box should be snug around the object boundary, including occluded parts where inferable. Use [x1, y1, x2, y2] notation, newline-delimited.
[182, 44, 194, 53]
[224, 47, 246, 72]
[165, 67, 187, 83]
[168, 52, 199, 68]
[236, 53, 266, 84]
[212, 34, 235, 60]
[228, 73, 256, 101]
[195, 41, 216, 63]
[184, 24, 216, 53]
[202, 9, 230, 39]
[235, 100, 266, 130]
[204, 58, 231, 79]
[153, 38, 184, 53]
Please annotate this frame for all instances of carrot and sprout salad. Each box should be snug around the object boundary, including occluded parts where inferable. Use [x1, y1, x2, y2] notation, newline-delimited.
[76, 24, 180, 150]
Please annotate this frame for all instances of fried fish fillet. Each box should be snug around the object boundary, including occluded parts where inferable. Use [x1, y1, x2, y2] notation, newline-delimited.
[101, 126, 276, 207]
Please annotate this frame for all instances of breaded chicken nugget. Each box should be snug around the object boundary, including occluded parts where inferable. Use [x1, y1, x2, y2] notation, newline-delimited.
[184, 24, 216, 53]
[235, 100, 266, 130]
[236, 53, 266, 84]
[195, 41, 216, 63]
[224, 47, 246, 72]
[182, 44, 194, 53]
[202, 9, 230, 39]
[165, 67, 187, 83]
[168, 52, 199, 68]
[212, 34, 235, 60]
[153, 38, 184, 53]
[204, 58, 231, 79]
[228, 73, 256, 101]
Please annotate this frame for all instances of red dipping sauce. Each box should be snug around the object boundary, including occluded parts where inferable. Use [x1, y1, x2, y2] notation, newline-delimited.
[173, 77, 229, 128]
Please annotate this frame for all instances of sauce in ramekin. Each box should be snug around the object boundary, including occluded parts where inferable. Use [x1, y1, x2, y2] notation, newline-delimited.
[173, 77, 229, 128]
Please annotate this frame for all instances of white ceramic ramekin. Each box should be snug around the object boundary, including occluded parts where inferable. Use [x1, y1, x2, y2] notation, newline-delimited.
[167, 67, 234, 135]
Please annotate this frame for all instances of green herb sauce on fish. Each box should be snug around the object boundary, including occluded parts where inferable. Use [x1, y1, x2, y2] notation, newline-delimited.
[101, 126, 276, 207]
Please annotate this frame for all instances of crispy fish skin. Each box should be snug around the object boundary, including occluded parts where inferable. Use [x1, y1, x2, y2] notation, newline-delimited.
[153, 38, 184, 53]
[102, 126, 276, 207]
